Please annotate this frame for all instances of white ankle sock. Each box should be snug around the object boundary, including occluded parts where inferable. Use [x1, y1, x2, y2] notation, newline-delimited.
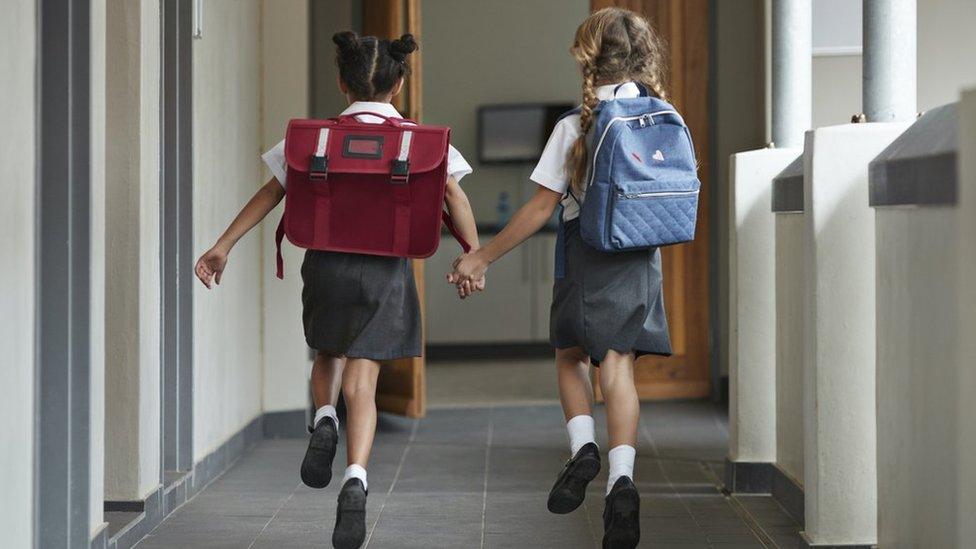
[566, 415, 596, 456]
[342, 464, 368, 491]
[313, 405, 338, 429]
[607, 445, 636, 495]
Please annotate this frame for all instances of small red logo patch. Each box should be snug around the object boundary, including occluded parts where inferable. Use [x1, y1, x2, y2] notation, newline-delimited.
[631, 152, 643, 163]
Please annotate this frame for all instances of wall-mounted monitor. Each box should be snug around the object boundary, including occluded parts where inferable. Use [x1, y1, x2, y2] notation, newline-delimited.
[477, 103, 574, 164]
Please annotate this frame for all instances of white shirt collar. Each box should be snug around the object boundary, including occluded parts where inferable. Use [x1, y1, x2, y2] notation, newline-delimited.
[340, 101, 403, 119]
[595, 82, 641, 101]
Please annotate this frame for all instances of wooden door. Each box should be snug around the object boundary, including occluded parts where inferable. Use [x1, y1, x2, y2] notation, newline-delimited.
[592, 0, 711, 400]
[363, 0, 428, 417]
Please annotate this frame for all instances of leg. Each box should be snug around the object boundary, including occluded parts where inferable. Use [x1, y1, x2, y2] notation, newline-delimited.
[311, 352, 344, 409]
[341, 358, 381, 469]
[548, 347, 601, 514]
[301, 352, 344, 489]
[556, 346, 593, 421]
[333, 358, 379, 549]
[599, 350, 640, 549]
[598, 350, 639, 449]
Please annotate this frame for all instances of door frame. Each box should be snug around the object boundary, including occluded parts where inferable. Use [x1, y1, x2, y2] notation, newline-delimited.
[362, 0, 427, 418]
[591, 0, 712, 400]
[160, 0, 194, 476]
[35, 0, 92, 545]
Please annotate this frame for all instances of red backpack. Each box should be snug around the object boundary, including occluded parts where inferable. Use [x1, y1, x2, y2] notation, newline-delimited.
[275, 113, 470, 278]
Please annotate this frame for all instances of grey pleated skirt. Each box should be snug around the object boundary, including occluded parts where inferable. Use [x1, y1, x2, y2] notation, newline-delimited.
[301, 249, 421, 360]
[550, 219, 672, 365]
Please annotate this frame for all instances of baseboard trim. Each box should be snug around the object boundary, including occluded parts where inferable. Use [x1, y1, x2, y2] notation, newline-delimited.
[771, 464, 805, 526]
[263, 409, 309, 438]
[723, 458, 773, 494]
[425, 342, 553, 361]
[93, 415, 264, 549]
[799, 531, 876, 549]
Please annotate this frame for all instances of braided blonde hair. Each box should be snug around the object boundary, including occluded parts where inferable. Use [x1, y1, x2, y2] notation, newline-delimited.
[568, 8, 669, 194]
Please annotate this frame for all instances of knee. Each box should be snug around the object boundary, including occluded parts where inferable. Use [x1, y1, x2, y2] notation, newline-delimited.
[342, 374, 375, 402]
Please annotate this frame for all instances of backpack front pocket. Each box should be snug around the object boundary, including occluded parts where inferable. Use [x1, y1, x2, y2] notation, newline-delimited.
[608, 182, 699, 249]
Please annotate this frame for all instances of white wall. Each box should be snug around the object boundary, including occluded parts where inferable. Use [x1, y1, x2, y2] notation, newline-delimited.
[192, 0, 264, 459]
[812, 54, 861, 127]
[957, 87, 976, 543]
[728, 149, 799, 463]
[918, 0, 976, 111]
[90, 0, 107, 533]
[103, 0, 162, 501]
[261, 0, 312, 414]
[715, 0, 766, 378]
[0, 1, 36, 546]
[875, 207, 959, 547]
[423, 0, 588, 219]
[807, 0, 976, 129]
[775, 211, 805, 485]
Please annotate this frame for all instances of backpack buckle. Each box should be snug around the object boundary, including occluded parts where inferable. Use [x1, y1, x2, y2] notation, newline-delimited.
[309, 155, 329, 180]
[391, 159, 410, 184]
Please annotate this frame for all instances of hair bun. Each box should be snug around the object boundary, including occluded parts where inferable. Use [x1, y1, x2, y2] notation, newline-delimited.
[333, 31, 360, 52]
[389, 34, 418, 62]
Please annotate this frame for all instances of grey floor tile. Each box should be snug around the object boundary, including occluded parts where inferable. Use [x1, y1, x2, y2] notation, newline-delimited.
[484, 530, 596, 549]
[249, 518, 332, 548]
[135, 516, 268, 548]
[487, 447, 565, 493]
[366, 512, 483, 548]
[134, 402, 802, 548]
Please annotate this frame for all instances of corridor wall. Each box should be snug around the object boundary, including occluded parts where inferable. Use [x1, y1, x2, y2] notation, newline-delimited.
[192, 0, 264, 460]
[261, 0, 313, 417]
[917, 0, 976, 110]
[91, 0, 107, 535]
[0, 1, 37, 546]
[104, 0, 163, 502]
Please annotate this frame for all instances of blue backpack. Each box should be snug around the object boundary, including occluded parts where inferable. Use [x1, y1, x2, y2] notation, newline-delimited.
[565, 86, 700, 252]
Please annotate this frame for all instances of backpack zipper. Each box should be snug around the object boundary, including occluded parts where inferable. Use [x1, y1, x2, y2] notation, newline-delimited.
[618, 189, 699, 200]
[588, 110, 680, 188]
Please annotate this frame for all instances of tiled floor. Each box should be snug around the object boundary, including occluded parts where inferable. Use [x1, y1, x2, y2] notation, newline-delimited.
[135, 402, 802, 548]
[426, 358, 557, 406]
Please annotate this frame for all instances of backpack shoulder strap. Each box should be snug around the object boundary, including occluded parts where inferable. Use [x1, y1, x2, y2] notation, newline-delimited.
[441, 211, 472, 253]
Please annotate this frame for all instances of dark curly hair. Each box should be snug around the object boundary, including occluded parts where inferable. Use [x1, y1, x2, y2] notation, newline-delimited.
[332, 31, 418, 101]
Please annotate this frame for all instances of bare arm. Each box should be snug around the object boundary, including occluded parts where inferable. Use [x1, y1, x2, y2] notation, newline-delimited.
[194, 178, 285, 289]
[449, 185, 562, 285]
[443, 176, 480, 252]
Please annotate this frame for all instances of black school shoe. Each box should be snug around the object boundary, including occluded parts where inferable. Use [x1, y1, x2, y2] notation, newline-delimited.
[332, 478, 367, 549]
[602, 476, 640, 549]
[300, 417, 338, 489]
[547, 442, 601, 514]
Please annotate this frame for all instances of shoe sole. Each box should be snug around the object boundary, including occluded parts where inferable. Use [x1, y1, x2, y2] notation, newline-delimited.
[332, 489, 367, 549]
[602, 487, 640, 549]
[547, 454, 601, 514]
[300, 427, 336, 489]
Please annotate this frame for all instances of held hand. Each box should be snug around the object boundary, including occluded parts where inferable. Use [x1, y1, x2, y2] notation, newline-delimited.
[194, 245, 229, 289]
[449, 251, 489, 284]
[453, 275, 487, 299]
[447, 251, 489, 300]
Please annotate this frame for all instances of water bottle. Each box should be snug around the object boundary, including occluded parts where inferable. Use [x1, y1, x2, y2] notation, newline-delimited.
[496, 191, 511, 228]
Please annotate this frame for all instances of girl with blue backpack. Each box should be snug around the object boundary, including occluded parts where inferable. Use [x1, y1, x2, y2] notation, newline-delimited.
[450, 8, 699, 548]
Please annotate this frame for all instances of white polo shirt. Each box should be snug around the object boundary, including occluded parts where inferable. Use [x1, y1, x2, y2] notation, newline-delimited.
[530, 82, 642, 221]
[261, 101, 473, 190]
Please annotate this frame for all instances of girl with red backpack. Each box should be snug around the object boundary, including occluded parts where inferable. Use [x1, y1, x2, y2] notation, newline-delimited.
[194, 31, 480, 549]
